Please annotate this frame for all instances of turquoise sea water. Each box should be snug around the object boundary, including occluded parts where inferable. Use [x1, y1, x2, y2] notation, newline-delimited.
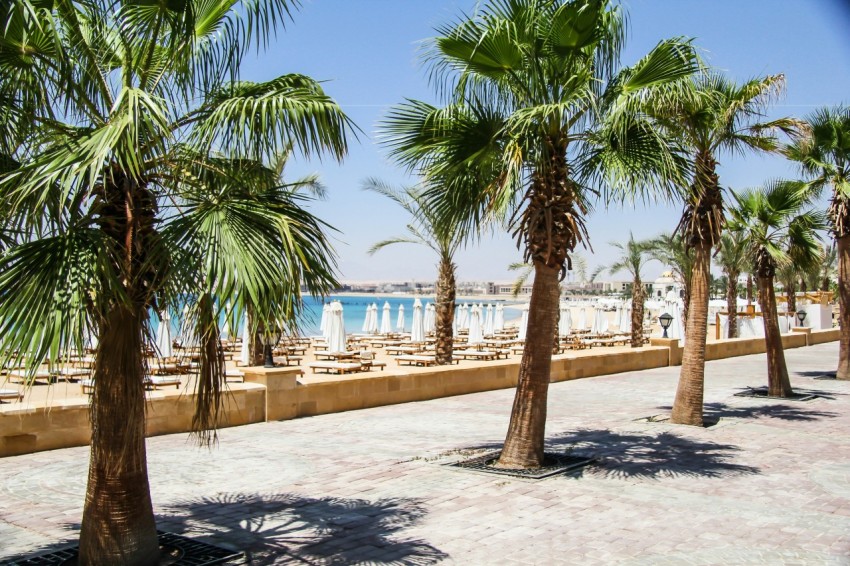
[151, 295, 521, 339]
[299, 295, 520, 336]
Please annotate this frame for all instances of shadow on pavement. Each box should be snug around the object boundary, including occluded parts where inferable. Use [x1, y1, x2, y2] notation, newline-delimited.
[795, 370, 837, 379]
[656, 402, 839, 422]
[546, 429, 759, 480]
[158, 492, 447, 565]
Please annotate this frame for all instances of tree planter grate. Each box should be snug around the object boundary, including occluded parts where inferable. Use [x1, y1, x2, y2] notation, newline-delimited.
[733, 387, 819, 402]
[5, 531, 242, 565]
[446, 451, 594, 479]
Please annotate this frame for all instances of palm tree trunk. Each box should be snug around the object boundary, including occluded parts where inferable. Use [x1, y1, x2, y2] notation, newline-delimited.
[726, 271, 738, 338]
[79, 306, 159, 565]
[79, 173, 160, 564]
[434, 257, 456, 365]
[670, 241, 711, 426]
[630, 277, 644, 348]
[786, 280, 797, 313]
[746, 274, 754, 306]
[837, 234, 850, 379]
[757, 275, 794, 396]
[497, 261, 560, 468]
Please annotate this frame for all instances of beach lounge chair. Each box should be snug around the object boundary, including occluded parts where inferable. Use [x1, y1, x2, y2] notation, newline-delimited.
[395, 355, 438, 367]
[80, 379, 94, 395]
[358, 351, 386, 372]
[0, 389, 23, 403]
[307, 362, 364, 375]
[454, 349, 501, 361]
[225, 369, 244, 383]
[6, 369, 53, 384]
[145, 375, 182, 389]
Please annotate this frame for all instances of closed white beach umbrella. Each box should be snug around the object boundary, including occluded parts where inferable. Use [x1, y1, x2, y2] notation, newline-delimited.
[467, 304, 484, 345]
[328, 301, 347, 352]
[368, 303, 379, 334]
[494, 303, 505, 331]
[484, 304, 495, 336]
[613, 304, 622, 330]
[459, 303, 470, 330]
[558, 303, 571, 337]
[590, 307, 602, 334]
[397, 304, 405, 332]
[620, 302, 632, 333]
[320, 303, 331, 336]
[424, 303, 435, 333]
[578, 307, 587, 331]
[240, 312, 250, 365]
[155, 311, 173, 358]
[411, 298, 425, 343]
[518, 304, 530, 341]
[380, 302, 392, 334]
[361, 303, 372, 333]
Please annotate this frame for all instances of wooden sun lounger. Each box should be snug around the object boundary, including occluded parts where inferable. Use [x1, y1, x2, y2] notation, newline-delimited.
[395, 355, 438, 367]
[145, 375, 182, 389]
[0, 389, 23, 403]
[6, 370, 53, 383]
[385, 346, 423, 355]
[307, 362, 364, 375]
[454, 349, 505, 361]
[225, 369, 244, 383]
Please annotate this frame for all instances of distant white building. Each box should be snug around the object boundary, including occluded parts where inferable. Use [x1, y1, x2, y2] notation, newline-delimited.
[651, 270, 685, 299]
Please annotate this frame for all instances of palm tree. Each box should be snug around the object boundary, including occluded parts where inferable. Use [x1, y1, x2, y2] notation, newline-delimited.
[364, 179, 469, 364]
[381, 0, 698, 468]
[647, 232, 693, 323]
[715, 231, 747, 338]
[592, 233, 653, 347]
[0, 1, 352, 562]
[728, 180, 825, 396]
[786, 106, 850, 377]
[645, 72, 800, 426]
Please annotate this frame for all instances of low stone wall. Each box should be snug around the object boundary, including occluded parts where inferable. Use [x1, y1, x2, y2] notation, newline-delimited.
[0, 328, 841, 457]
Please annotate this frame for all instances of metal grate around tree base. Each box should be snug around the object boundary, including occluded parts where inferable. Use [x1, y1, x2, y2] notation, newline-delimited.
[733, 387, 819, 402]
[4, 531, 242, 566]
[446, 451, 594, 480]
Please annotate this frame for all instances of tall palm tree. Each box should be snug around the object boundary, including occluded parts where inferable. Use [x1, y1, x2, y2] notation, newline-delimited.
[592, 233, 653, 347]
[381, 0, 698, 468]
[715, 231, 747, 338]
[728, 180, 825, 396]
[647, 232, 693, 322]
[645, 72, 800, 426]
[0, 1, 352, 562]
[364, 179, 469, 364]
[786, 106, 850, 378]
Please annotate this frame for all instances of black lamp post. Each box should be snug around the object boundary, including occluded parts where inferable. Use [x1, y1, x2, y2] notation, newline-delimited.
[659, 313, 674, 338]
[796, 310, 807, 327]
[263, 325, 281, 368]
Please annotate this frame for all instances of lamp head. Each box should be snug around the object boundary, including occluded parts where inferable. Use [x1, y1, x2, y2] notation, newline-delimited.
[796, 310, 806, 325]
[659, 313, 673, 329]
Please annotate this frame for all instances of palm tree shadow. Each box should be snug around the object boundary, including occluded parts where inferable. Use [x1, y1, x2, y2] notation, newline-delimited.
[656, 402, 839, 422]
[157, 492, 447, 565]
[795, 369, 837, 379]
[544, 429, 759, 480]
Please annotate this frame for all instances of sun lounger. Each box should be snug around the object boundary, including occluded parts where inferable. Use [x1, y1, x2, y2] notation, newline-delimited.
[80, 379, 94, 394]
[307, 362, 364, 375]
[225, 369, 244, 383]
[384, 345, 423, 355]
[454, 350, 502, 361]
[145, 375, 182, 389]
[54, 368, 91, 382]
[6, 370, 53, 383]
[395, 355, 438, 367]
[0, 389, 23, 403]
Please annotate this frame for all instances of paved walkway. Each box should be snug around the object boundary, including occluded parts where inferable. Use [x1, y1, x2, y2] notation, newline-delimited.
[2, 343, 849, 565]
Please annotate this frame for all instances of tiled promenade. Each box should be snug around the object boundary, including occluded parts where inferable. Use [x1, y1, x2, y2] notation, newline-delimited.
[2, 342, 849, 565]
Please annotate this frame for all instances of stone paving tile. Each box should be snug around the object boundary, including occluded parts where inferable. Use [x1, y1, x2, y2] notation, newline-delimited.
[2, 343, 850, 564]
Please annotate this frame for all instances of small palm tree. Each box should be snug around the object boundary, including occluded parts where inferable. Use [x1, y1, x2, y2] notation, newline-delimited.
[647, 232, 693, 321]
[592, 233, 653, 347]
[787, 107, 849, 376]
[0, 1, 351, 561]
[382, 0, 698, 469]
[715, 231, 748, 338]
[365, 179, 468, 364]
[645, 72, 802, 426]
[728, 180, 825, 396]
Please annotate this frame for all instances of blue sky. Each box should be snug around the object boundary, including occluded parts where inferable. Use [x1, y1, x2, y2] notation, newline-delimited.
[241, 0, 850, 283]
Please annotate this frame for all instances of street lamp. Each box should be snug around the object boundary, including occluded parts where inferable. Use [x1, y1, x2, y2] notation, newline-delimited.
[659, 313, 674, 339]
[796, 310, 807, 327]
